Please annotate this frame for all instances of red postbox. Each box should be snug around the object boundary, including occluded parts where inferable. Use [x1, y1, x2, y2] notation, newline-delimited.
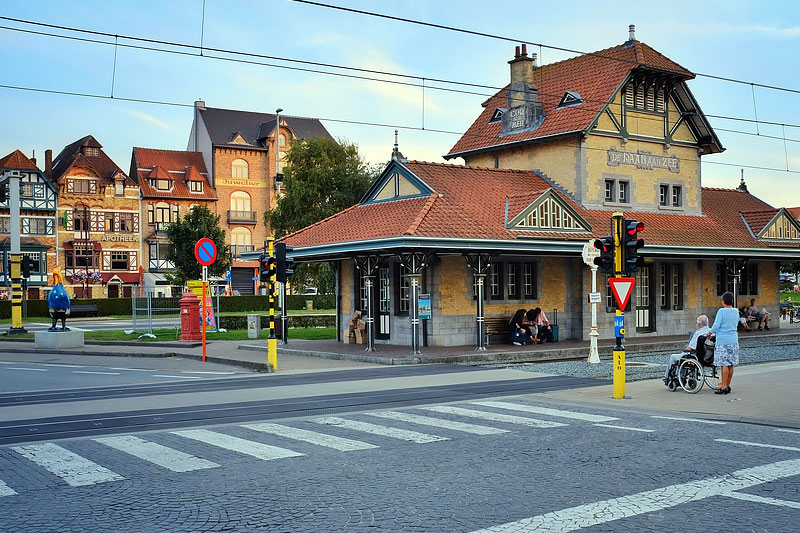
[179, 291, 202, 341]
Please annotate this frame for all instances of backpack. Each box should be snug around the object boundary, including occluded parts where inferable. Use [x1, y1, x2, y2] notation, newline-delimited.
[511, 329, 526, 344]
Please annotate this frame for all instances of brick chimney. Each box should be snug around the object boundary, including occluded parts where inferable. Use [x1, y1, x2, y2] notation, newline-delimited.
[194, 100, 206, 111]
[501, 44, 546, 137]
[45, 149, 53, 178]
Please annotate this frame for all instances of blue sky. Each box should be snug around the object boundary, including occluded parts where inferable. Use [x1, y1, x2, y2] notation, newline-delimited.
[1, 0, 799, 206]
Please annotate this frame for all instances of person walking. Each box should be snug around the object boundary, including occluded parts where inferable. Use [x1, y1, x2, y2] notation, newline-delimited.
[709, 291, 739, 395]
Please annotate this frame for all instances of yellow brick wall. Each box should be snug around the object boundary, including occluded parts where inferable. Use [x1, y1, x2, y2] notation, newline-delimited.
[465, 137, 580, 196]
[585, 136, 699, 208]
[685, 260, 701, 310]
[340, 259, 352, 313]
[439, 256, 473, 316]
[625, 110, 666, 139]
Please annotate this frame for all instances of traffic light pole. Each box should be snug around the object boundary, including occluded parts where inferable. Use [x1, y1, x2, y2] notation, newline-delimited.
[7, 171, 25, 334]
[280, 281, 287, 345]
[267, 238, 277, 370]
[612, 212, 625, 400]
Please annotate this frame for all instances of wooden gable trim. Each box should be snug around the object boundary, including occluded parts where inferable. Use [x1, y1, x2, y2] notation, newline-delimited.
[506, 189, 591, 232]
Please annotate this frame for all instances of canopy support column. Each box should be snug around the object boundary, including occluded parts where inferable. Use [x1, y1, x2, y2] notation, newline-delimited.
[464, 253, 494, 351]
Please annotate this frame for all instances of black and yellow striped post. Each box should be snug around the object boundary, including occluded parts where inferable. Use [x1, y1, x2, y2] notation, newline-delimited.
[267, 238, 277, 370]
[611, 212, 625, 399]
[9, 253, 25, 333]
[7, 170, 26, 334]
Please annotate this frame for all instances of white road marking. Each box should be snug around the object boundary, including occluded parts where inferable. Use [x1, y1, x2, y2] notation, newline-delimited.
[171, 429, 303, 461]
[153, 375, 205, 380]
[776, 429, 800, 435]
[179, 371, 236, 375]
[6, 367, 48, 372]
[94, 435, 219, 472]
[74, 371, 120, 375]
[593, 424, 654, 433]
[314, 417, 448, 444]
[11, 443, 124, 487]
[420, 406, 568, 429]
[367, 410, 508, 435]
[725, 491, 800, 509]
[715, 438, 800, 452]
[0, 361, 15, 364]
[471, 401, 618, 422]
[470, 458, 800, 533]
[651, 415, 726, 425]
[0, 479, 17, 497]
[242, 423, 377, 451]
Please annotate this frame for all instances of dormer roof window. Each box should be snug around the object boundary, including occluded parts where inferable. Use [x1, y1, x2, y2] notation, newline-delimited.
[556, 91, 583, 109]
[489, 108, 505, 124]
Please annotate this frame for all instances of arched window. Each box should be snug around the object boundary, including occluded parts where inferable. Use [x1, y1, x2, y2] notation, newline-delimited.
[231, 227, 252, 246]
[231, 159, 249, 179]
[230, 191, 251, 212]
[278, 133, 287, 147]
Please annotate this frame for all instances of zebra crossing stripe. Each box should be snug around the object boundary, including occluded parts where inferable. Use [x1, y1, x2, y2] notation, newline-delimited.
[0, 479, 17, 497]
[420, 406, 568, 428]
[94, 435, 220, 472]
[471, 401, 618, 422]
[367, 410, 508, 435]
[171, 429, 303, 461]
[11, 443, 124, 487]
[314, 417, 448, 444]
[242, 423, 378, 451]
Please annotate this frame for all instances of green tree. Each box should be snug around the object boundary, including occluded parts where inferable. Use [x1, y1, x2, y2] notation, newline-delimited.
[165, 205, 231, 286]
[267, 137, 377, 291]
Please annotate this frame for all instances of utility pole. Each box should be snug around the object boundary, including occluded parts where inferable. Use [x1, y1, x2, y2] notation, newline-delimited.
[6, 170, 26, 333]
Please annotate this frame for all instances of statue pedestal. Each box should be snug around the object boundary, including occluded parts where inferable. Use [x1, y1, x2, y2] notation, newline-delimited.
[35, 330, 85, 350]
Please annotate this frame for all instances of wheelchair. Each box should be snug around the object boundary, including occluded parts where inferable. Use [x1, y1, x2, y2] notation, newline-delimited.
[664, 335, 722, 394]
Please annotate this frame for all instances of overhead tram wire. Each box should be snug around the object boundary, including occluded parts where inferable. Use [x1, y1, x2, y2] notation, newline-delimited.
[2, 17, 800, 133]
[0, 81, 797, 176]
[291, 0, 800, 96]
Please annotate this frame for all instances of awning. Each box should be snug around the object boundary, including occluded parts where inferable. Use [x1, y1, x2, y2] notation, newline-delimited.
[101, 272, 141, 284]
[64, 240, 102, 251]
[143, 272, 171, 286]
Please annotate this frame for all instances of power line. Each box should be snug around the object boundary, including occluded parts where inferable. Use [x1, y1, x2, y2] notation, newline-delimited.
[2, 17, 800, 133]
[1, 81, 796, 176]
[291, 0, 800, 96]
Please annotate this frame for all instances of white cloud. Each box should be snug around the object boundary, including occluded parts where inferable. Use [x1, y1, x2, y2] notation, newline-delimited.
[122, 109, 172, 131]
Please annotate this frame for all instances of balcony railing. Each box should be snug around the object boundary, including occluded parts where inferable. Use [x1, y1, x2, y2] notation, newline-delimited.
[148, 259, 175, 272]
[152, 222, 172, 235]
[230, 244, 254, 259]
[227, 210, 257, 224]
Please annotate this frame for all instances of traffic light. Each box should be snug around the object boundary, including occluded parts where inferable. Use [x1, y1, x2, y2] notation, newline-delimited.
[622, 218, 645, 275]
[275, 242, 294, 283]
[21, 257, 36, 279]
[593, 236, 615, 274]
[259, 253, 276, 282]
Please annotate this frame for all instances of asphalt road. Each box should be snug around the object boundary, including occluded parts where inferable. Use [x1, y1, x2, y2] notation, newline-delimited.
[0, 362, 799, 531]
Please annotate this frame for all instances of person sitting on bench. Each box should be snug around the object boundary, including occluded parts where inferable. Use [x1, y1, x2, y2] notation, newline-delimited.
[746, 298, 771, 330]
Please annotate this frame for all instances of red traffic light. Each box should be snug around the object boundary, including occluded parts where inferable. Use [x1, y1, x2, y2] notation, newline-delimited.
[626, 221, 645, 235]
[593, 239, 610, 253]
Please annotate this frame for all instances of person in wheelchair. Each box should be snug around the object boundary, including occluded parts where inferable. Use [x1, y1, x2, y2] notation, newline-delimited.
[664, 314, 710, 385]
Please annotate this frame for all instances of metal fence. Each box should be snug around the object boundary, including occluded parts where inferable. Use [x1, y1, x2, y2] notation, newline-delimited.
[130, 283, 226, 337]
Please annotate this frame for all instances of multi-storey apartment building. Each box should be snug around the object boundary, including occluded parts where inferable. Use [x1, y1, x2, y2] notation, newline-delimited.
[49, 136, 141, 298]
[0, 150, 58, 299]
[130, 147, 217, 295]
[187, 102, 332, 294]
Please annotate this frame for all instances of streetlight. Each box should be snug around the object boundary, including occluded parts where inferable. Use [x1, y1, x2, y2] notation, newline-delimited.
[275, 108, 283, 197]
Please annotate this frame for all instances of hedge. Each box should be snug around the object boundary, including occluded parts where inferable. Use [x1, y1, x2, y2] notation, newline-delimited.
[0, 294, 335, 318]
[219, 314, 334, 330]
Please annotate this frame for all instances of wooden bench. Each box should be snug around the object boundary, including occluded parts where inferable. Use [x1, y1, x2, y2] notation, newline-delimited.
[484, 316, 511, 345]
[69, 304, 98, 317]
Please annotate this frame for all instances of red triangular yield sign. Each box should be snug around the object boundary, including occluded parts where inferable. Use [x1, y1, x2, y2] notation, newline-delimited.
[608, 277, 636, 309]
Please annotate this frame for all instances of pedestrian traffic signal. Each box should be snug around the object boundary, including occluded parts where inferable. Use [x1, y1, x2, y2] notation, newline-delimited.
[21, 257, 37, 279]
[259, 253, 276, 282]
[593, 236, 615, 274]
[275, 242, 294, 283]
[623, 219, 645, 275]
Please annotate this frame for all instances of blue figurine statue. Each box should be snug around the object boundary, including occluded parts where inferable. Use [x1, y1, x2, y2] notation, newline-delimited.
[48, 268, 71, 331]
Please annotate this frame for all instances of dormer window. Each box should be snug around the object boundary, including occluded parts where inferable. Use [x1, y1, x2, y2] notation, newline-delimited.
[489, 108, 505, 124]
[556, 91, 583, 108]
[148, 178, 171, 191]
[115, 178, 124, 196]
[189, 181, 204, 193]
[84, 147, 99, 157]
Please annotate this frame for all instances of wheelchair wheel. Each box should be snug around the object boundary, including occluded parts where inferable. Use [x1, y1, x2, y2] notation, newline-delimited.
[668, 380, 677, 392]
[678, 358, 704, 394]
[703, 365, 722, 391]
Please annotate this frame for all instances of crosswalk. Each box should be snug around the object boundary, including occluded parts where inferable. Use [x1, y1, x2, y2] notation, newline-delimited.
[0, 400, 721, 497]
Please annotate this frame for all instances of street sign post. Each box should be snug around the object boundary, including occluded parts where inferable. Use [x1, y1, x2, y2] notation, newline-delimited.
[582, 240, 601, 363]
[194, 238, 217, 362]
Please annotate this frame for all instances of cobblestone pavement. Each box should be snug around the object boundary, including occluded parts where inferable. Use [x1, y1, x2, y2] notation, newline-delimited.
[1, 394, 798, 531]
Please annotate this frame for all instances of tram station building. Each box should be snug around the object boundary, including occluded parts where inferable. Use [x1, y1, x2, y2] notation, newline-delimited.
[273, 28, 800, 348]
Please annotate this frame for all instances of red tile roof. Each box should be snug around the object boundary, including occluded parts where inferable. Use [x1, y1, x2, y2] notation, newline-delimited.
[787, 207, 800, 219]
[446, 41, 693, 158]
[132, 148, 216, 201]
[283, 161, 800, 253]
[740, 210, 779, 235]
[0, 150, 40, 171]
